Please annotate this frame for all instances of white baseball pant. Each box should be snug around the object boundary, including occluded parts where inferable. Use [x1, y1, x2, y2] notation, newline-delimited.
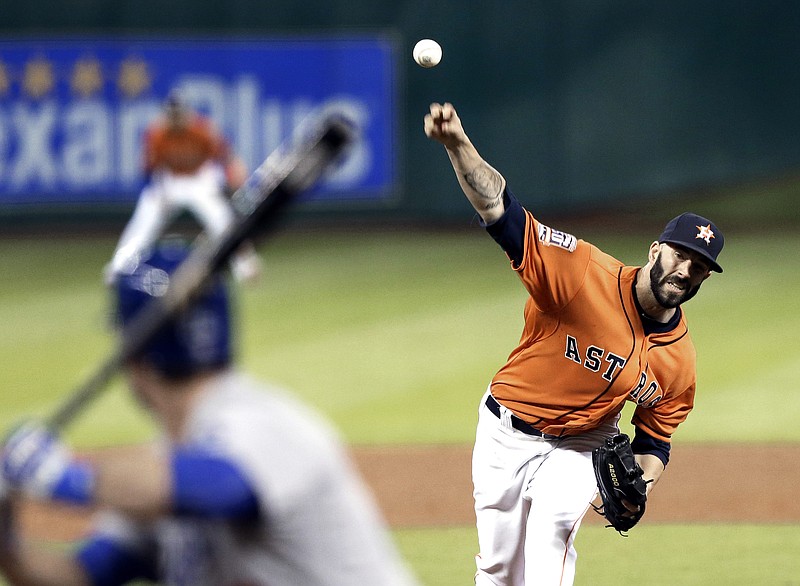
[472, 388, 617, 586]
[107, 162, 258, 283]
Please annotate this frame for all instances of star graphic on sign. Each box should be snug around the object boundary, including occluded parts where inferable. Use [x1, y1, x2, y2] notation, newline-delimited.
[695, 224, 715, 245]
[22, 55, 55, 99]
[71, 56, 104, 98]
[117, 56, 152, 98]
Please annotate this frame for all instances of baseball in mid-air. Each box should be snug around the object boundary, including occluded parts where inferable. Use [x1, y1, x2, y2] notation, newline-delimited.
[413, 39, 442, 68]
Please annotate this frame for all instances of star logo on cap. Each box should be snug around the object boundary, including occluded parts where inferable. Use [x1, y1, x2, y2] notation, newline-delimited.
[695, 224, 715, 245]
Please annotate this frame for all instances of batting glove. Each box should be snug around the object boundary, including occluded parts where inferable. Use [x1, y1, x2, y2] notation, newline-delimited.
[1, 421, 94, 504]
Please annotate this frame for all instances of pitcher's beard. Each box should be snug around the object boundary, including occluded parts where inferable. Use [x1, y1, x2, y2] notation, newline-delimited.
[649, 257, 701, 309]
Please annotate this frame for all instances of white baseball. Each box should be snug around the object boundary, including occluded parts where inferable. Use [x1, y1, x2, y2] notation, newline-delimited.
[413, 39, 442, 68]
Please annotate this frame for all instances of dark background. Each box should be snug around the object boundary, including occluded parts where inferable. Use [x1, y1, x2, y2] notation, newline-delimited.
[3, 0, 800, 226]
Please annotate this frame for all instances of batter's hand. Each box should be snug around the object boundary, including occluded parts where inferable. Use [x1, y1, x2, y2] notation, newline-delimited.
[1, 421, 93, 503]
[424, 102, 467, 149]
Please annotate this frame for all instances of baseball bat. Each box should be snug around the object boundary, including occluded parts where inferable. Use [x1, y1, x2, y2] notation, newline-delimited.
[46, 108, 357, 431]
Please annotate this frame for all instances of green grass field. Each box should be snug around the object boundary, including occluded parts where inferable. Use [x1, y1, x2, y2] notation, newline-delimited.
[395, 524, 800, 585]
[2, 223, 798, 446]
[1, 202, 799, 584]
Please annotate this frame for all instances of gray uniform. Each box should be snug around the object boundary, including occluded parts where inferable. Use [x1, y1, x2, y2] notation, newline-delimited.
[91, 372, 418, 586]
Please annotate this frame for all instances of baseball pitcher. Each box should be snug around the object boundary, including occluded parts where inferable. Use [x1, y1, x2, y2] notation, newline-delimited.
[424, 102, 724, 586]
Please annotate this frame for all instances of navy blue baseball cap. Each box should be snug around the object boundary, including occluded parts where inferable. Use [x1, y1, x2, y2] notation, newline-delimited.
[116, 240, 232, 378]
[658, 212, 724, 273]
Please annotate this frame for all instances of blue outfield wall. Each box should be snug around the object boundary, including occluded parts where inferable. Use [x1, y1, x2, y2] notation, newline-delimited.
[1, 1, 800, 223]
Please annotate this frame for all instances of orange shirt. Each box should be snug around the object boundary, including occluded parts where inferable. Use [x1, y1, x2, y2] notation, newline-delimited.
[144, 115, 230, 175]
[490, 210, 696, 442]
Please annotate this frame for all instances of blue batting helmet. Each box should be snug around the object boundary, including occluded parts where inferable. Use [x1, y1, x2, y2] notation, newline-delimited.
[115, 240, 232, 379]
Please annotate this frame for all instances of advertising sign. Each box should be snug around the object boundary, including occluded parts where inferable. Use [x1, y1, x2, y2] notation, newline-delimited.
[0, 36, 398, 205]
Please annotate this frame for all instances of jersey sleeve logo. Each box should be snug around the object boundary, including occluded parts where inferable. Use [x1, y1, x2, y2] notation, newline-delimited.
[537, 223, 577, 252]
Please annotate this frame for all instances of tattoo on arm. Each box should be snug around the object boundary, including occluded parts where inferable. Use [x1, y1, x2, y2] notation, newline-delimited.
[464, 163, 503, 210]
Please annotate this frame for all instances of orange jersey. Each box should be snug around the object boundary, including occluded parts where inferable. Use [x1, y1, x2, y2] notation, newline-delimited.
[490, 209, 696, 442]
[144, 116, 230, 175]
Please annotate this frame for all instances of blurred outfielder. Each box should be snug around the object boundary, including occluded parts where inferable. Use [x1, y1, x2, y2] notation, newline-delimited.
[0, 240, 419, 586]
[105, 92, 261, 286]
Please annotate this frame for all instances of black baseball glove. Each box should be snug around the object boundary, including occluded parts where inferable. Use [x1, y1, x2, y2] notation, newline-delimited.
[591, 433, 649, 534]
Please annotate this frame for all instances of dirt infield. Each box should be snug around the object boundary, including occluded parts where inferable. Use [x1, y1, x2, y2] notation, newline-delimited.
[353, 443, 800, 527]
[16, 443, 800, 542]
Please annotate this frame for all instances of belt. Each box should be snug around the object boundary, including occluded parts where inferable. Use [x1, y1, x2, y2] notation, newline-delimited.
[485, 394, 550, 438]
